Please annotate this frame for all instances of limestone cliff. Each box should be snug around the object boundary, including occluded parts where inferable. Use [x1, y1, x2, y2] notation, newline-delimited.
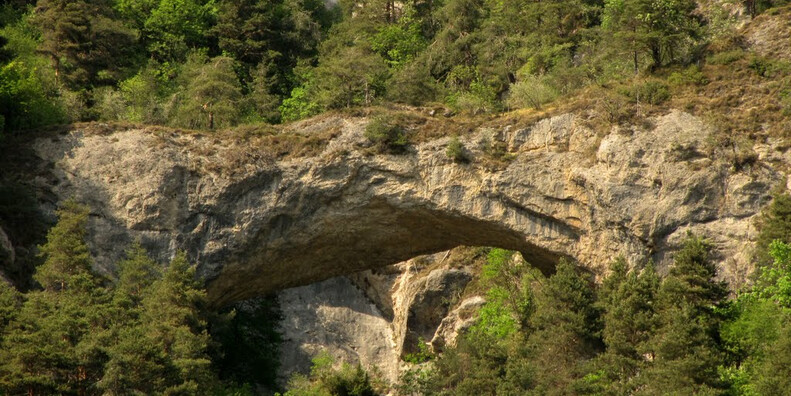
[22, 109, 780, 307]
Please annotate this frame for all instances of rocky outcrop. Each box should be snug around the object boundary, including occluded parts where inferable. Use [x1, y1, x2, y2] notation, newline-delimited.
[277, 276, 400, 383]
[28, 109, 781, 306]
[277, 249, 483, 383]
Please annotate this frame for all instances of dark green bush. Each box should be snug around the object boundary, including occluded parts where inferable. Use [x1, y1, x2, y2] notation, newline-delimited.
[446, 136, 469, 163]
[707, 49, 745, 65]
[365, 115, 408, 153]
[622, 80, 671, 105]
[668, 65, 709, 86]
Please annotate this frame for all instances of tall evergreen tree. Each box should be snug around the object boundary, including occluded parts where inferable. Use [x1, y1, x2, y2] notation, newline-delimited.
[0, 200, 110, 395]
[637, 234, 728, 395]
[586, 258, 659, 394]
[170, 55, 243, 130]
[508, 259, 601, 394]
[99, 241, 163, 395]
[0, 279, 21, 339]
[33, 0, 136, 88]
[139, 251, 214, 393]
[142, 0, 217, 62]
[602, 0, 701, 71]
[754, 191, 791, 266]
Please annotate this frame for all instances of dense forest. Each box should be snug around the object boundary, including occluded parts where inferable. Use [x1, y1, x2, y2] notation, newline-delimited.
[0, 0, 789, 136]
[3, 0, 791, 394]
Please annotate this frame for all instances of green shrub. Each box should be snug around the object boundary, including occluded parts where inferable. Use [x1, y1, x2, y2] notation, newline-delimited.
[445, 80, 499, 115]
[446, 136, 469, 163]
[365, 115, 408, 153]
[749, 56, 774, 77]
[621, 80, 670, 105]
[403, 339, 434, 364]
[94, 87, 126, 121]
[707, 49, 745, 65]
[280, 86, 320, 123]
[506, 76, 558, 110]
[281, 352, 382, 396]
[0, 60, 67, 132]
[781, 89, 791, 116]
[668, 65, 709, 86]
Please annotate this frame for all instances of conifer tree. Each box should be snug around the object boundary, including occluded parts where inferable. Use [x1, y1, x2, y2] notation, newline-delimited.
[637, 234, 727, 395]
[34, 200, 94, 292]
[143, 0, 217, 62]
[753, 321, 791, 393]
[141, 252, 213, 394]
[0, 280, 21, 328]
[588, 259, 659, 394]
[755, 191, 791, 266]
[114, 241, 161, 307]
[33, 0, 136, 88]
[510, 259, 601, 394]
[171, 55, 243, 130]
[0, 200, 110, 395]
[602, 0, 701, 71]
[99, 243, 164, 394]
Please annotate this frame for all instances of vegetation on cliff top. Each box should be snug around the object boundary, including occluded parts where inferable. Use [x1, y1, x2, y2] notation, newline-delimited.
[0, 0, 790, 139]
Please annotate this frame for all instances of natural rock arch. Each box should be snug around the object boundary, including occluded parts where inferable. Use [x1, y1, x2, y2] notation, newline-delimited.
[26, 111, 775, 306]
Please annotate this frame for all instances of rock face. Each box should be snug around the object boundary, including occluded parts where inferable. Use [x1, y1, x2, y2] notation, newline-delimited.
[277, 276, 400, 383]
[29, 110, 781, 306]
[277, 249, 482, 383]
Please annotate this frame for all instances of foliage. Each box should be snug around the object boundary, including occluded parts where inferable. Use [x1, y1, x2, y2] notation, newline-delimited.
[0, 199, 281, 394]
[33, 0, 137, 89]
[364, 115, 408, 153]
[281, 351, 382, 396]
[0, 200, 109, 395]
[637, 234, 728, 394]
[312, 45, 389, 109]
[755, 191, 791, 266]
[621, 79, 671, 105]
[142, 0, 217, 63]
[280, 86, 320, 122]
[0, 60, 66, 134]
[668, 65, 708, 86]
[586, 258, 660, 394]
[211, 296, 284, 389]
[445, 136, 468, 163]
[169, 55, 243, 130]
[506, 75, 559, 110]
[602, 0, 702, 71]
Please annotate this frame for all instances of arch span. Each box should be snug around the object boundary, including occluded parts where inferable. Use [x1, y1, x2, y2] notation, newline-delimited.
[27, 111, 773, 306]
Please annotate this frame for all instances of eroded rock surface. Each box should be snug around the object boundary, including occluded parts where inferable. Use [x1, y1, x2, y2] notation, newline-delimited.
[277, 249, 484, 383]
[28, 110, 781, 306]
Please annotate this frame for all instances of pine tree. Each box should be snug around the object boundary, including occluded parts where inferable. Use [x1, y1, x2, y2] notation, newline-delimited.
[587, 259, 659, 394]
[637, 234, 728, 395]
[171, 55, 243, 130]
[33, 0, 136, 88]
[0, 280, 21, 332]
[753, 320, 791, 394]
[143, 0, 217, 62]
[141, 251, 214, 393]
[313, 46, 389, 109]
[100, 241, 165, 394]
[114, 241, 161, 307]
[602, 0, 701, 71]
[34, 200, 94, 292]
[510, 259, 601, 394]
[754, 191, 791, 266]
[0, 200, 110, 395]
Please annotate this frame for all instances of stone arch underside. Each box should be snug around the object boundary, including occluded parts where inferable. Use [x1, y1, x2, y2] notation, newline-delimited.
[209, 190, 579, 306]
